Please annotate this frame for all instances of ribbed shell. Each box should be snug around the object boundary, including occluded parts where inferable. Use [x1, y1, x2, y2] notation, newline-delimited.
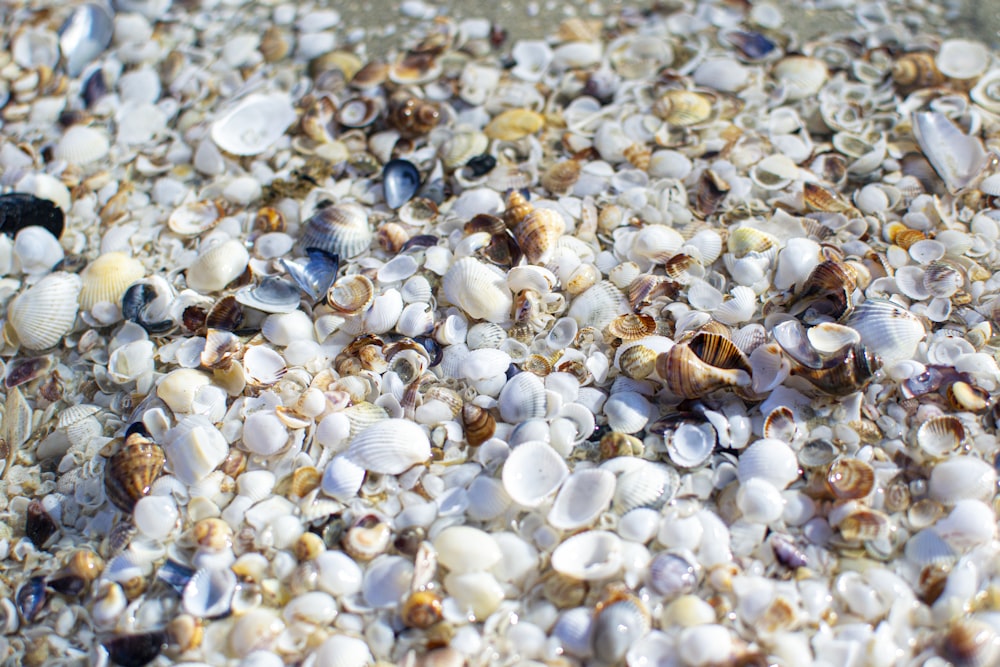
[568, 281, 630, 330]
[300, 202, 373, 259]
[845, 298, 926, 362]
[498, 372, 547, 423]
[515, 208, 565, 265]
[80, 252, 145, 311]
[104, 437, 165, 513]
[442, 257, 513, 323]
[8, 272, 81, 350]
[346, 418, 430, 474]
[656, 333, 751, 398]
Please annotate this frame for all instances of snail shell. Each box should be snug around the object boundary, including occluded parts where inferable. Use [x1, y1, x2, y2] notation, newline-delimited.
[462, 404, 496, 447]
[401, 589, 444, 629]
[787, 343, 882, 396]
[656, 332, 752, 398]
[515, 208, 565, 265]
[104, 433, 166, 513]
[387, 95, 440, 138]
[892, 51, 945, 91]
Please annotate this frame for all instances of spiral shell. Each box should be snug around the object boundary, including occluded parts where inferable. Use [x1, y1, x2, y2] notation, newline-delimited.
[387, 96, 440, 137]
[787, 343, 882, 396]
[104, 433, 166, 513]
[541, 159, 582, 195]
[300, 202, 373, 259]
[892, 51, 945, 91]
[337, 97, 380, 128]
[462, 404, 496, 446]
[656, 332, 751, 398]
[515, 208, 565, 265]
[401, 590, 443, 629]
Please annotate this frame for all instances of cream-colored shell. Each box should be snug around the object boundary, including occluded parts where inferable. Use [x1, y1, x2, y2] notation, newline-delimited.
[7, 271, 81, 350]
[80, 252, 145, 311]
[442, 257, 513, 323]
[186, 239, 250, 293]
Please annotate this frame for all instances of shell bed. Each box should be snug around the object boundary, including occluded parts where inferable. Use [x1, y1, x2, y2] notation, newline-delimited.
[1, 0, 1000, 666]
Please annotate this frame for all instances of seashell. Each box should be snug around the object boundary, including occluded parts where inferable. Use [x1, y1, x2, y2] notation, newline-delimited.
[7, 272, 81, 350]
[47, 549, 104, 596]
[186, 239, 249, 293]
[656, 332, 751, 399]
[714, 285, 757, 325]
[0, 193, 65, 239]
[346, 418, 430, 474]
[826, 458, 875, 500]
[343, 515, 392, 561]
[603, 391, 652, 434]
[939, 618, 1000, 667]
[498, 372, 548, 423]
[53, 125, 110, 165]
[502, 440, 569, 507]
[917, 416, 965, 459]
[551, 530, 623, 581]
[648, 552, 698, 599]
[435, 526, 503, 577]
[234, 277, 301, 314]
[334, 96, 378, 129]
[402, 589, 443, 629]
[773, 56, 828, 101]
[788, 343, 882, 396]
[484, 108, 545, 141]
[280, 248, 339, 303]
[515, 208, 566, 265]
[592, 593, 651, 664]
[210, 93, 296, 156]
[299, 202, 373, 259]
[182, 567, 237, 619]
[460, 403, 495, 447]
[383, 159, 421, 210]
[912, 111, 987, 193]
[653, 89, 713, 127]
[607, 313, 657, 340]
[665, 421, 717, 469]
[738, 438, 800, 489]
[439, 130, 489, 169]
[104, 433, 165, 513]
[168, 200, 223, 237]
[59, 3, 114, 77]
[162, 416, 230, 485]
[845, 299, 925, 363]
[547, 468, 616, 531]
[80, 252, 145, 311]
[971, 69, 1000, 113]
[542, 159, 582, 195]
[442, 257, 513, 323]
[328, 274, 375, 315]
[609, 459, 679, 512]
[569, 281, 631, 330]
[935, 39, 991, 80]
[387, 95, 440, 137]
[102, 632, 168, 667]
[892, 51, 944, 92]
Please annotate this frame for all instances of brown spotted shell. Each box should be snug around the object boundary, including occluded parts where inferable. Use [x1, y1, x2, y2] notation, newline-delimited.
[462, 403, 496, 447]
[515, 208, 565, 265]
[803, 181, 856, 213]
[541, 159, 582, 195]
[617, 344, 657, 380]
[104, 434, 166, 513]
[656, 332, 751, 398]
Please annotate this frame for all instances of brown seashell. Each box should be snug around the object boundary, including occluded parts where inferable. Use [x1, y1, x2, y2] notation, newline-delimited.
[388, 96, 440, 138]
[698, 320, 732, 340]
[515, 208, 565, 265]
[891, 52, 945, 91]
[462, 404, 496, 447]
[402, 589, 444, 629]
[254, 206, 286, 234]
[556, 17, 601, 42]
[301, 96, 336, 143]
[939, 619, 1000, 667]
[376, 222, 410, 254]
[541, 159, 582, 195]
[916, 415, 965, 458]
[794, 259, 858, 319]
[259, 26, 290, 63]
[662, 253, 698, 282]
[696, 168, 730, 217]
[599, 432, 644, 459]
[205, 295, 243, 332]
[789, 344, 882, 396]
[423, 386, 463, 418]
[837, 507, 890, 542]
[607, 313, 657, 340]
[200, 329, 241, 370]
[656, 332, 751, 398]
[294, 532, 326, 561]
[26, 499, 58, 547]
[328, 274, 376, 314]
[342, 515, 392, 561]
[803, 182, 856, 214]
[191, 518, 233, 551]
[894, 228, 927, 250]
[826, 458, 875, 500]
[628, 274, 677, 309]
[504, 190, 534, 228]
[167, 614, 204, 654]
[523, 354, 553, 376]
[623, 143, 651, 170]
[104, 434, 166, 513]
[47, 549, 104, 596]
[617, 344, 658, 380]
[310, 51, 364, 91]
[337, 96, 381, 128]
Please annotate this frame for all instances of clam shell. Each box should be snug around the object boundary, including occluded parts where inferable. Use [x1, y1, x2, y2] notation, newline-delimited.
[665, 422, 717, 468]
[439, 130, 489, 169]
[773, 55, 828, 100]
[53, 125, 110, 165]
[935, 39, 990, 80]
[603, 391, 652, 434]
[328, 274, 375, 314]
[845, 298, 925, 363]
[498, 372, 548, 423]
[912, 111, 987, 193]
[502, 440, 569, 508]
[442, 257, 513, 323]
[234, 277, 301, 314]
[186, 240, 250, 293]
[59, 3, 114, 77]
[608, 459, 679, 512]
[210, 93, 297, 156]
[547, 469, 616, 530]
[8, 272, 81, 350]
[484, 108, 545, 141]
[346, 418, 430, 474]
[299, 202, 373, 259]
[551, 530, 623, 581]
[104, 436, 165, 513]
[168, 201, 223, 237]
[737, 438, 799, 489]
[592, 596, 651, 664]
[568, 281, 630, 330]
[826, 458, 875, 500]
[80, 252, 145, 311]
[383, 159, 421, 209]
[916, 415, 965, 458]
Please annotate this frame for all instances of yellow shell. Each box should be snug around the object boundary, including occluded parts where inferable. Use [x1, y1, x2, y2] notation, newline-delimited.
[803, 182, 855, 214]
[727, 226, 779, 258]
[504, 190, 534, 227]
[79, 252, 145, 311]
[653, 89, 713, 127]
[599, 432, 644, 459]
[515, 208, 565, 265]
[484, 108, 545, 141]
[402, 589, 444, 629]
[623, 143, 651, 170]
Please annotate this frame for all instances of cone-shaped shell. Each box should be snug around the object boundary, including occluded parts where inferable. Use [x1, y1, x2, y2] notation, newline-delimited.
[788, 343, 881, 396]
[442, 257, 513, 323]
[104, 436, 165, 513]
[656, 332, 751, 398]
[300, 202, 373, 259]
[462, 404, 496, 446]
[80, 252, 145, 311]
[346, 418, 430, 474]
[8, 272, 81, 350]
[515, 208, 565, 265]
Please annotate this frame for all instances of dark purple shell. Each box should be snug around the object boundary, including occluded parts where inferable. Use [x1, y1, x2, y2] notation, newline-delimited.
[103, 631, 168, 667]
[0, 193, 65, 239]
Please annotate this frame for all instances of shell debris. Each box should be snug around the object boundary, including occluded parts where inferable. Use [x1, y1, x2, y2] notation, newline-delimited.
[2, 1, 1000, 666]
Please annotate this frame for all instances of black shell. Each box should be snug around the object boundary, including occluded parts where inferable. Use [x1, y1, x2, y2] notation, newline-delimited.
[25, 500, 58, 548]
[16, 576, 48, 623]
[103, 631, 168, 667]
[0, 193, 65, 239]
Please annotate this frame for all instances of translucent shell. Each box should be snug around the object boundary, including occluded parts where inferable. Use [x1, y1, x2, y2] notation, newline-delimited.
[299, 202, 373, 259]
[79, 252, 145, 311]
[656, 332, 752, 398]
[548, 469, 616, 530]
[442, 257, 513, 323]
[591, 593, 651, 664]
[484, 108, 545, 141]
[502, 440, 569, 508]
[210, 93, 297, 156]
[439, 130, 489, 169]
[515, 208, 565, 265]
[104, 434, 166, 513]
[7, 272, 81, 350]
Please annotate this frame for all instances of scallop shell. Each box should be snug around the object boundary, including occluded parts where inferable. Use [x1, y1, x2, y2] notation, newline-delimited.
[346, 418, 430, 474]
[299, 202, 373, 259]
[548, 469, 616, 530]
[603, 391, 652, 434]
[609, 459, 679, 512]
[916, 415, 965, 458]
[845, 299, 926, 363]
[328, 274, 375, 314]
[79, 252, 145, 311]
[439, 130, 489, 169]
[7, 272, 82, 350]
[550, 530, 623, 581]
[498, 372, 547, 423]
[442, 257, 513, 323]
[53, 125, 110, 165]
[515, 208, 566, 265]
[502, 440, 569, 508]
[484, 108, 545, 141]
[210, 93, 297, 156]
[773, 55, 828, 100]
[607, 313, 657, 340]
[104, 434, 165, 513]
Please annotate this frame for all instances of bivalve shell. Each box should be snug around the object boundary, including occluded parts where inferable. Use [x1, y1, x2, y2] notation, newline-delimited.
[80, 252, 145, 311]
[498, 371, 548, 423]
[845, 299, 925, 363]
[502, 440, 569, 507]
[53, 125, 110, 165]
[551, 530, 623, 581]
[442, 257, 513, 323]
[186, 240, 250, 293]
[210, 93, 297, 156]
[548, 469, 615, 530]
[346, 418, 430, 474]
[300, 202, 373, 259]
[7, 272, 81, 350]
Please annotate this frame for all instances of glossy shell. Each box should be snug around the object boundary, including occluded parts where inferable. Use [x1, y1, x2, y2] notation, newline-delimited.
[299, 202, 373, 259]
[210, 93, 297, 156]
[104, 435, 166, 513]
[7, 272, 81, 350]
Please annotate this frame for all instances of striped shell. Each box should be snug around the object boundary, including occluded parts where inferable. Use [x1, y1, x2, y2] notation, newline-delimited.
[104, 434, 166, 513]
[515, 208, 565, 265]
[7, 272, 81, 350]
[346, 419, 430, 474]
[656, 332, 751, 399]
[79, 252, 145, 311]
[300, 202, 373, 259]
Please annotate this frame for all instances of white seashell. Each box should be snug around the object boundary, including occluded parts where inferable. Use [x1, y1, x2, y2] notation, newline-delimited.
[442, 257, 513, 323]
[713, 285, 756, 325]
[935, 39, 990, 79]
[433, 525, 502, 574]
[395, 302, 435, 338]
[547, 469, 615, 530]
[568, 281, 630, 330]
[971, 69, 1000, 113]
[309, 635, 373, 667]
[466, 476, 512, 522]
[750, 154, 799, 190]
[677, 625, 733, 667]
[935, 499, 997, 550]
[592, 595, 651, 664]
[183, 566, 237, 618]
[466, 322, 505, 350]
[242, 411, 288, 456]
[242, 345, 287, 386]
[346, 418, 430, 474]
[463, 348, 513, 382]
[80, 252, 146, 311]
[665, 422, 717, 468]
[283, 591, 338, 627]
[261, 311, 315, 346]
[845, 299, 925, 363]
[211, 93, 297, 156]
[443, 571, 505, 620]
[186, 239, 250, 293]
[608, 459, 679, 512]
[168, 200, 223, 237]
[929, 456, 997, 504]
[551, 530, 623, 581]
[363, 288, 403, 334]
[552, 607, 594, 658]
[133, 493, 178, 540]
[593, 121, 630, 163]
[7, 272, 81, 350]
[315, 551, 363, 597]
[507, 265, 558, 295]
[773, 56, 828, 101]
[552, 41, 602, 70]
[502, 440, 569, 508]
[162, 415, 230, 485]
[13, 226, 64, 276]
[362, 555, 412, 608]
[376, 255, 418, 283]
[807, 322, 860, 354]
[693, 57, 748, 92]
[736, 477, 784, 524]
[737, 438, 799, 490]
[893, 265, 930, 300]
[912, 111, 987, 193]
[628, 225, 685, 265]
[603, 391, 652, 434]
[400, 275, 433, 304]
[53, 125, 110, 165]
[511, 40, 553, 81]
[687, 279, 724, 311]
[498, 372, 548, 423]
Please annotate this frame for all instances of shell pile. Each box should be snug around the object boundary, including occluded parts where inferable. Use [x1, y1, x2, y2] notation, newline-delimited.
[3, 1, 1000, 666]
